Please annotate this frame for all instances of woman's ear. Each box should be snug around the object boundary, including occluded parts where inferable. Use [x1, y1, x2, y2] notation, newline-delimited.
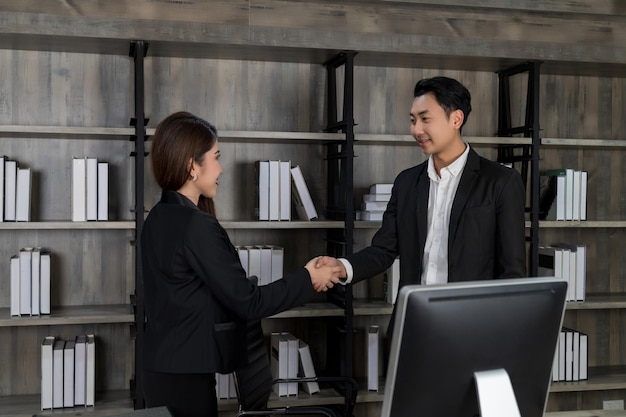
[187, 157, 195, 177]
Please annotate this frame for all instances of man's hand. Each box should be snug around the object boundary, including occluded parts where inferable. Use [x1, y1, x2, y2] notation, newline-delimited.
[315, 256, 347, 279]
[305, 256, 343, 292]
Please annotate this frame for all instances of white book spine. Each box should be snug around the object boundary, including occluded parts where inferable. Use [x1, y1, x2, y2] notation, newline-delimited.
[565, 168, 574, 220]
[258, 246, 272, 286]
[257, 161, 269, 220]
[40, 253, 51, 315]
[576, 245, 586, 302]
[285, 333, 299, 396]
[15, 167, 31, 221]
[63, 341, 75, 407]
[367, 325, 380, 391]
[86, 157, 98, 221]
[363, 193, 391, 202]
[369, 183, 393, 194]
[290, 165, 318, 220]
[228, 373, 237, 399]
[85, 335, 95, 406]
[72, 158, 87, 222]
[19, 248, 33, 315]
[246, 246, 262, 284]
[216, 373, 230, 399]
[271, 333, 289, 396]
[268, 160, 280, 221]
[41, 336, 55, 410]
[385, 258, 400, 305]
[31, 248, 41, 316]
[270, 246, 284, 283]
[572, 331, 580, 381]
[298, 340, 319, 395]
[4, 159, 17, 221]
[97, 162, 109, 221]
[237, 246, 249, 277]
[74, 335, 87, 406]
[565, 330, 573, 381]
[579, 333, 588, 380]
[279, 161, 291, 221]
[580, 171, 588, 220]
[10, 255, 20, 316]
[0, 155, 5, 221]
[556, 175, 566, 221]
[52, 340, 65, 409]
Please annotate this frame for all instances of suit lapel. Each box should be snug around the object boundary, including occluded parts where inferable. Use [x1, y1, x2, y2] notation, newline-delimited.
[415, 165, 429, 256]
[449, 148, 480, 244]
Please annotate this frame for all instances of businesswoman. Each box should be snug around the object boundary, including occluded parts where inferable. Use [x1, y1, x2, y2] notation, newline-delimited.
[141, 111, 340, 417]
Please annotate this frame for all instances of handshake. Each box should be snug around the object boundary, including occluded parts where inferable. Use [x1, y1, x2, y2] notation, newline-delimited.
[305, 256, 348, 292]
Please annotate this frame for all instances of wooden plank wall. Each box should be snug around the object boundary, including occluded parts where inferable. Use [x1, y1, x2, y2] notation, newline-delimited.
[0, 0, 625, 411]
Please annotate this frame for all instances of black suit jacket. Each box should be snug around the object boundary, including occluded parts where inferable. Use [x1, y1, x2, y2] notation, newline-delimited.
[141, 190, 313, 374]
[347, 147, 526, 288]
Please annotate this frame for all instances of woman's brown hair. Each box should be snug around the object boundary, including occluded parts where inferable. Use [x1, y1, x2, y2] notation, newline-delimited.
[151, 111, 218, 215]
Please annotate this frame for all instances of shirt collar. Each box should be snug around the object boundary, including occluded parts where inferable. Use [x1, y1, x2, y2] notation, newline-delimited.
[427, 143, 470, 181]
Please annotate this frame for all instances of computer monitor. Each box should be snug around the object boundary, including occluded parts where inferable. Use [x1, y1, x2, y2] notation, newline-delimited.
[381, 277, 567, 417]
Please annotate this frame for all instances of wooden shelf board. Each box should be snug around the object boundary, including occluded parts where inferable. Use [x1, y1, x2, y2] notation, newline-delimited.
[269, 302, 344, 319]
[550, 368, 626, 392]
[566, 295, 626, 310]
[220, 221, 344, 229]
[0, 390, 132, 417]
[542, 138, 626, 148]
[0, 221, 135, 230]
[355, 134, 531, 145]
[0, 125, 134, 138]
[353, 300, 394, 316]
[531, 221, 626, 228]
[0, 305, 134, 327]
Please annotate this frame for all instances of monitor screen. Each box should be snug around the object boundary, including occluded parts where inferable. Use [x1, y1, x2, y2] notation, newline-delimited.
[381, 277, 567, 417]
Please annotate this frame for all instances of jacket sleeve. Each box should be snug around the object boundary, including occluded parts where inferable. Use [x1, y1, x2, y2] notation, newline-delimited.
[346, 178, 402, 283]
[494, 168, 527, 278]
[184, 212, 314, 320]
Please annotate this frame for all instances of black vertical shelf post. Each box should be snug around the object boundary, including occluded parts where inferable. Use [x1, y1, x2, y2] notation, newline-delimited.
[129, 40, 148, 409]
[496, 61, 542, 276]
[324, 51, 357, 380]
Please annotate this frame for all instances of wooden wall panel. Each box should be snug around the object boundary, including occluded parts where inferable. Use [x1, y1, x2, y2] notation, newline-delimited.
[0, 49, 132, 127]
[0, 324, 133, 396]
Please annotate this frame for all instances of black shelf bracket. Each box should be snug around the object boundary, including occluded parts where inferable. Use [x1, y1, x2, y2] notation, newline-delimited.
[323, 51, 357, 382]
[496, 61, 542, 276]
[129, 39, 148, 410]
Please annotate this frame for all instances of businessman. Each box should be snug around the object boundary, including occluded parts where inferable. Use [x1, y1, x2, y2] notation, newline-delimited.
[317, 76, 526, 299]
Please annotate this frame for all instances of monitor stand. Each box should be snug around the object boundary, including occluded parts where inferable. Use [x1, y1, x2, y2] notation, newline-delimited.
[474, 369, 522, 417]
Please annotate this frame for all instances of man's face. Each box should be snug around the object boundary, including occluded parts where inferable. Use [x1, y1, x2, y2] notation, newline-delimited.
[409, 92, 463, 157]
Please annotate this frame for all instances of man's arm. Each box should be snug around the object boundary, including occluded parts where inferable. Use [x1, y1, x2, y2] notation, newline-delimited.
[495, 168, 527, 278]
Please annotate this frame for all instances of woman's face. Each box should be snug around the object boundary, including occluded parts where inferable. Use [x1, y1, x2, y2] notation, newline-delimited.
[194, 140, 222, 199]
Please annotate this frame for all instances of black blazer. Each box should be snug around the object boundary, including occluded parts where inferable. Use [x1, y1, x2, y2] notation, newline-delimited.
[141, 190, 313, 374]
[347, 147, 526, 288]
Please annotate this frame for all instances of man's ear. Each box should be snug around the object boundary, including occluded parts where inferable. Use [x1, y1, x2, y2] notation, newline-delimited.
[451, 109, 464, 129]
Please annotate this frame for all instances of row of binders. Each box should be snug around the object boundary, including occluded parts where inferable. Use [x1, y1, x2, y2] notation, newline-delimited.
[553, 328, 588, 382]
[10, 247, 52, 317]
[256, 161, 318, 221]
[271, 332, 319, 396]
[1, 156, 32, 222]
[539, 168, 588, 221]
[41, 335, 96, 409]
[538, 244, 586, 302]
[356, 184, 393, 221]
[236, 245, 284, 286]
[72, 157, 108, 221]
